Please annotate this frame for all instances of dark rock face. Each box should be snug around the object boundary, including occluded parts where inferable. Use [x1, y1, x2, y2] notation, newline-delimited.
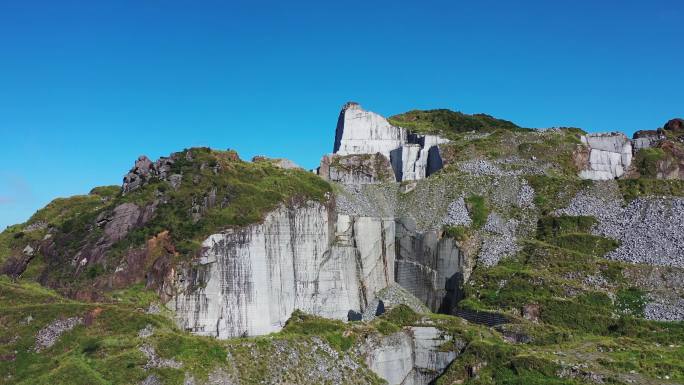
[664, 118, 684, 132]
[79, 202, 156, 265]
[571, 145, 590, 172]
[394, 217, 466, 313]
[656, 140, 684, 179]
[1, 254, 34, 278]
[632, 130, 666, 150]
[122, 155, 175, 193]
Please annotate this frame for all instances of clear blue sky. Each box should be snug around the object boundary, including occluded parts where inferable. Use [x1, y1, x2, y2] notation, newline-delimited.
[1, 0, 682, 229]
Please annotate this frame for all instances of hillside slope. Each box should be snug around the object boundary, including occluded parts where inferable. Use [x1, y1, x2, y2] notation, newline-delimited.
[1, 104, 683, 385]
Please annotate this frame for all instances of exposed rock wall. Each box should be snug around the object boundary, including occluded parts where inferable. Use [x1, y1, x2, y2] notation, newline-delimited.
[632, 130, 665, 150]
[331, 102, 449, 182]
[334, 102, 407, 158]
[363, 326, 461, 385]
[578, 133, 633, 180]
[171, 201, 396, 338]
[395, 217, 470, 313]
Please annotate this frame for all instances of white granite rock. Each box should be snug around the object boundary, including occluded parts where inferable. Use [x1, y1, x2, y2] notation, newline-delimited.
[332, 102, 448, 182]
[365, 332, 415, 385]
[171, 201, 395, 338]
[334, 102, 407, 159]
[364, 326, 461, 385]
[579, 133, 633, 180]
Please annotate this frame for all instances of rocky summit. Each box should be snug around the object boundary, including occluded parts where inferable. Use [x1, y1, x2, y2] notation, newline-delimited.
[1, 103, 684, 385]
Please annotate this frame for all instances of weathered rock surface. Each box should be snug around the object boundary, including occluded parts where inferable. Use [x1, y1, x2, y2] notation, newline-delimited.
[363, 326, 462, 385]
[318, 153, 395, 184]
[331, 102, 448, 182]
[70, 201, 156, 271]
[632, 130, 665, 150]
[578, 133, 633, 180]
[171, 201, 395, 338]
[122, 155, 176, 193]
[395, 217, 472, 313]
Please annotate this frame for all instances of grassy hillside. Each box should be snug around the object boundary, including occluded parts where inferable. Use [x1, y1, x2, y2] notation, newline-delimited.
[389, 109, 527, 137]
[0, 147, 331, 297]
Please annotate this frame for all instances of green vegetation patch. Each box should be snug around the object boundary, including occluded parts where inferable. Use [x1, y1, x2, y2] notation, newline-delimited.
[443, 225, 472, 243]
[282, 310, 354, 351]
[536, 215, 597, 240]
[465, 195, 489, 229]
[389, 109, 525, 138]
[633, 147, 666, 178]
[526, 176, 591, 215]
[617, 178, 684, 202]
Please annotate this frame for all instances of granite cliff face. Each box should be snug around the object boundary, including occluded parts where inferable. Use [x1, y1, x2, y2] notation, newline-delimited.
[171, 202, 395, 338]
[328, 102, 449, 182]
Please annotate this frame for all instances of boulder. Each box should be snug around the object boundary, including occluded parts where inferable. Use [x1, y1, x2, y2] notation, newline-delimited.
[578, 133, 632, 180]
[664, 118, 684, 132]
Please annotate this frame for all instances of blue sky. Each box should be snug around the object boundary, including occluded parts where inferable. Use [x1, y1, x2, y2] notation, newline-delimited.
[1, 0, 683, 229]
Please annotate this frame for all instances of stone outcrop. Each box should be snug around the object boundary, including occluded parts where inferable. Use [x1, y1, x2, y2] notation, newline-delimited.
[251, 156, 302, 170]
[69, 201, 157, 270]
[633, 130, 665, 150]
[330, 102, 448, 182]
[578, 133, 633, 180]
[363, 326, 462, 385]
[664, 118, 684, 132]
[318, 153, 395, 184]
[122, 155, 177, 193]
[171, 201, 395, 338]
[34, 317, 84, 352]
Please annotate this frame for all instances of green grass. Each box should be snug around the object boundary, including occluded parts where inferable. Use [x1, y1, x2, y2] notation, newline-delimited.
[379, 305, 421, 327]
[536, 215, 597, 240]
[281, 310, 354, 351]
[527, 176, 591, 215]
[389, 109, 525, 138]
[633, 147, 666, 178]
[617, 178, 684, 202]
[443, 225, 472, 242]
[1, 147, 332, 295]
[465, 195, 489, 229]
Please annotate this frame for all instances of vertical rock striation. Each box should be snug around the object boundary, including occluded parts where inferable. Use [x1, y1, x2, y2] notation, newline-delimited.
[394, 217, 469, 314]
[171, 201, 396, 338]
[363, 326, 461, 385]
[330, 102, 449, 182]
